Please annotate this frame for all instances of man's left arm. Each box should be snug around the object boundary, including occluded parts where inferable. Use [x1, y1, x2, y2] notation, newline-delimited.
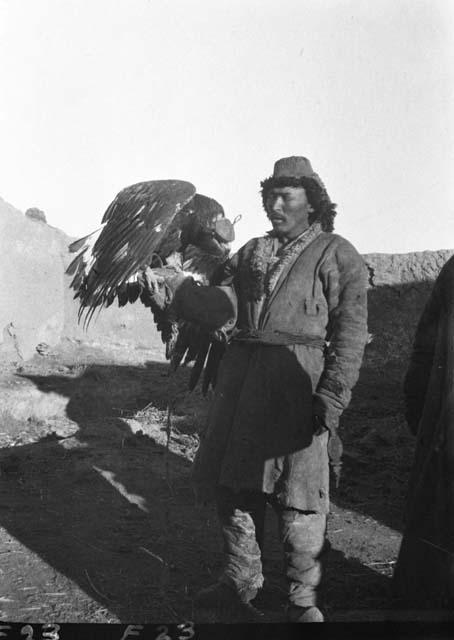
[313, 239, 369, 434]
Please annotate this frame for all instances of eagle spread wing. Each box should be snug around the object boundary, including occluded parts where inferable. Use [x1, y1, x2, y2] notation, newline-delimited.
[66, 179, 237, 391]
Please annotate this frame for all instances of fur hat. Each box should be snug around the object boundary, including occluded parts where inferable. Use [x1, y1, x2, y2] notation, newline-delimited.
[260, 156, 336, 230]
[266, 156, 329, 197]
[274, 156, 317, 180]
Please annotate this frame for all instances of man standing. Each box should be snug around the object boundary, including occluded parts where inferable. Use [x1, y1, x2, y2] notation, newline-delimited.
[393, 255, 454, 608]
[171, 156, 368, 621]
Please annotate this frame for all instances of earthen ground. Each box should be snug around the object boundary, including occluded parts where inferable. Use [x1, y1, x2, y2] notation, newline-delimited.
[0, 340, 450, 624]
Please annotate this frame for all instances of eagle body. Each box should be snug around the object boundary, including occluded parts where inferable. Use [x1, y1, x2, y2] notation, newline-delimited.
[67, 179, 237, 390]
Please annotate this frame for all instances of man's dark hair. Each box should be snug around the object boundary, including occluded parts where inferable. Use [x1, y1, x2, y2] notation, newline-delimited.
[260, 176, 337, 232]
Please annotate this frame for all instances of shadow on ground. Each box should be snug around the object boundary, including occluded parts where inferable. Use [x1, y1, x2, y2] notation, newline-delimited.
[0, 361, 220, 622]
[0, 357, 402, 621]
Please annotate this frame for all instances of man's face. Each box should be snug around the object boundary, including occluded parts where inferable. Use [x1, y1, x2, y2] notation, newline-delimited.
[265, 186, 313, 240]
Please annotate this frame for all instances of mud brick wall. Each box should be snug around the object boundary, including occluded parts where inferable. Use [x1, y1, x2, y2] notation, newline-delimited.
[1, 196, 453, 362]
[0, 198, 160, 361]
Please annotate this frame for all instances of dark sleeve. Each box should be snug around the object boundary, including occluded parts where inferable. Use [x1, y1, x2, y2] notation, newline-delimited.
[404, 274, 443, 435]
[171, 253, 239, 331]
[313, 239, 369, 430]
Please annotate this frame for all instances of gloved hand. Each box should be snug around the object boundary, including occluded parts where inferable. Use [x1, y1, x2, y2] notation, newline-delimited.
[313, 414, 343, 488]
[138, 266, 191, 310]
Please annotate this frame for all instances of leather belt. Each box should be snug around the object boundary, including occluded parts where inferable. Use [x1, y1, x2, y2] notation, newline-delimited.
[232, 328, 325, 349]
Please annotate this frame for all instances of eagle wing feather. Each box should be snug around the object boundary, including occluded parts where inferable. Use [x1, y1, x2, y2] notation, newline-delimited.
[67, 178, 237, 391]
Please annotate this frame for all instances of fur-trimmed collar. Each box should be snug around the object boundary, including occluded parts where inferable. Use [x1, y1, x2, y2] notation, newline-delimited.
[238, 223, 322, 301]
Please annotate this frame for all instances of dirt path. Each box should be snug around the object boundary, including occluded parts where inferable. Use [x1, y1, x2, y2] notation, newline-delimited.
[0, 341, 446, 623]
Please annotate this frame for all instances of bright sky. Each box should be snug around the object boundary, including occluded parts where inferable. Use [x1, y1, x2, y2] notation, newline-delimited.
[1, 0, 453, 254]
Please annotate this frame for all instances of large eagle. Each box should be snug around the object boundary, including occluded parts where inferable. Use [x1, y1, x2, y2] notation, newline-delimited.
[66, 180, 238, 392]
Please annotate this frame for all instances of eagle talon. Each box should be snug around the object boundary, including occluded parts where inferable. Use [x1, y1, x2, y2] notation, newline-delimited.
[141, 267, 164, 296]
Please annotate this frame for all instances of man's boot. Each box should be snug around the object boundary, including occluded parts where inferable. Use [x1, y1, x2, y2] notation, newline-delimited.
[275, 506, 327, 622]
[194, 582, 263, 621]
[195, 488, 266, 620]
[286, 604, 324, 623]
[195, 581, 259, 607]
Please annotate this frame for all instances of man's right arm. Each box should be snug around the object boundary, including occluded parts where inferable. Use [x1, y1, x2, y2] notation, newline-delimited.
[171, 279, 237, 332]
[170, 253, 239, 332]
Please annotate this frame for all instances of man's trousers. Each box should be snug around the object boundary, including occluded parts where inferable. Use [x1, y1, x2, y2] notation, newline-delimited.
[216, 486, 327, 608]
